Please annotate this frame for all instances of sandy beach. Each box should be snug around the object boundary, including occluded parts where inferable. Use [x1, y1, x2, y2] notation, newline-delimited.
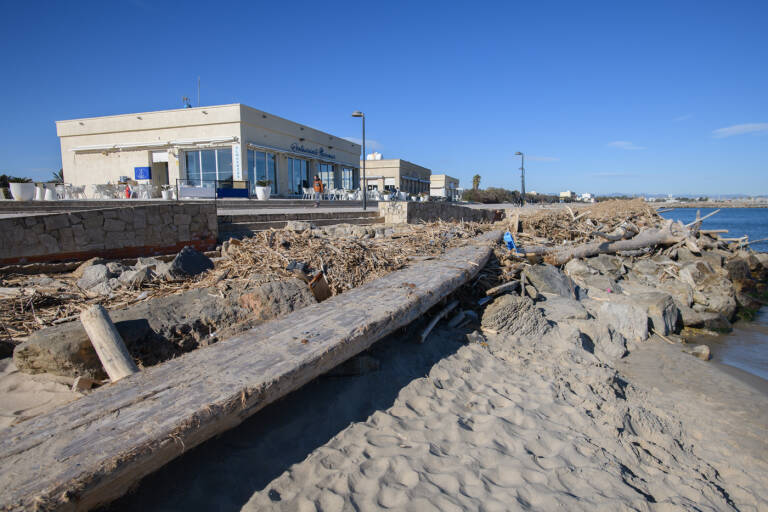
[241, 323, 768, 511]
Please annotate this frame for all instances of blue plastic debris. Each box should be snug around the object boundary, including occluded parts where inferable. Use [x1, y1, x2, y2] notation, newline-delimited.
[503, 231, 517, 251]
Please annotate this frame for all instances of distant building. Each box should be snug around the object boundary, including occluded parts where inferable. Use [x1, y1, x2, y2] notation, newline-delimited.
[366, 152, 383, 161]
[360, 157, 431, 195]
[579, 192, 595, 203]
[559, 190, 576, 200]
[430, 174, 460, 200]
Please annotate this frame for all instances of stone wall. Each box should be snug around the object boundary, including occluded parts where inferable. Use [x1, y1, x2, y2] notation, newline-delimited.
[0, 204, 218, 264]
[379, 202, 501, 224]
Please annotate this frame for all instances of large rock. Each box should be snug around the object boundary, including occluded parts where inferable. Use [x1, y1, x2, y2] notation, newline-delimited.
[238, 279, 317, 322]
[725, 257, 752, 281]
[119, 267, 156, 287]
[71, 257, 106, 279]
[163, 246, 214, 278]
[585, 254, 625, 278]
[566, 319, 628, 360]
[522, 264, 576, 299]
[536, 296, 589, 323]
[76, 264, 112, 290]
[679, 306, 731, 331]
[481, 295, 551, 337]
[656, 279, 694, 308]
[285, 221, 315, 233]
[13, 288, 250, 379]
[630, 292, 681, 336]
[597, 301, 648, 342]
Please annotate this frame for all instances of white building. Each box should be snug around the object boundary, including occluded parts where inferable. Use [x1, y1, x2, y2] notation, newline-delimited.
[56, 104, 361, 197]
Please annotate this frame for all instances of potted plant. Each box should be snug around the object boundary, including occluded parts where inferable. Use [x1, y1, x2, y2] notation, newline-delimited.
[254, 179, 272, 200]
[4, 176, 35, 201]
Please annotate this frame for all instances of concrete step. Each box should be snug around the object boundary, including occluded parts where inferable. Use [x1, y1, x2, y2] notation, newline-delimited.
[219, 216, 385, 237]
[218, 210, 381, 223]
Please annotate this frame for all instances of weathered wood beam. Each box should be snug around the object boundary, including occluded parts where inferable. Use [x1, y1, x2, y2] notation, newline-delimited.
[0, 231, 501, 512]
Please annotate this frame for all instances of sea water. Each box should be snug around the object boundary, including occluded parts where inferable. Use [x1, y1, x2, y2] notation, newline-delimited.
[660, 208, 768, 383]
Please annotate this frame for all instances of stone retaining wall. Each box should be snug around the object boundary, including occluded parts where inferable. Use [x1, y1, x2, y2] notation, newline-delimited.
[379, 201, 501, 224]
[0, 204, 218, 264]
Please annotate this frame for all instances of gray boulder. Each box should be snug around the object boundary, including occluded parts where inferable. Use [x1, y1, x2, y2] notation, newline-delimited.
[537, 296, 589, 323]
[481, 295, 551, 337]
[135, 256, 163, 270]
[166, 246, 214, 278]
[586, 254, 625, 278]
[285, 220, 315, 233]
[567, 319, 628, 360]
[679, 306, 731, 331]
[598, 300, 648, 342]
[119, 267, 156, 287]
[13, 287, 250, 379]
[522, 264, 576, 299]
[76, 264, 112, 290]
[71, 257, 106, 279]
[629, 292, 681, 336]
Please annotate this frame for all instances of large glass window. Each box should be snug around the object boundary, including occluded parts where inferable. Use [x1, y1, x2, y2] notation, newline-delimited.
[286, 157, 308, 195]
[247, 149, 278, 193]
[341, 167, 355, 190]
[318, 163, 335, 190]
[184, 151, 201, 185]
[183, 147, 233, 185]
[217, 148, 233, 182]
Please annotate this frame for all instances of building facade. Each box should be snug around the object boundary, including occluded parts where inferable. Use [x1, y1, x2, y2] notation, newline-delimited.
[360, 158, 431, 195]
[430, 174, 460, 200]
[56, 104, 361, 197]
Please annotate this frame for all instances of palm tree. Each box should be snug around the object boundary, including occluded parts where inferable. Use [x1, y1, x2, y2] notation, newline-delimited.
[472, 174, 481, 191]
[50, 169, 64, 183]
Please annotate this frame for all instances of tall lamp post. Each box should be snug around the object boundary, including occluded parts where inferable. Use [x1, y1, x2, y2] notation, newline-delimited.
[351, 111, 366, 211]
[515, 151, 525, 206]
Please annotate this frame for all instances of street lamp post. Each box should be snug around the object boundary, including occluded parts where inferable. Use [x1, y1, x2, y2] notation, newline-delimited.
[351, 111, 366, 211]
[515, 151, 525, 206]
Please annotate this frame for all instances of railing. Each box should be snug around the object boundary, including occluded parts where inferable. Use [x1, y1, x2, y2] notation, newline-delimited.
[176, 179, 251, 201]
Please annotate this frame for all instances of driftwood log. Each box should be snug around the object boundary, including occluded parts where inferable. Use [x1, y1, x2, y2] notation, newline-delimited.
[80, 305, 139, 382]
[522, 221, 686, 266]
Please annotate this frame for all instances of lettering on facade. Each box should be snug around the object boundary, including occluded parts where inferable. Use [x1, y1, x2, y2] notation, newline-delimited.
[290, 143, 336, 160]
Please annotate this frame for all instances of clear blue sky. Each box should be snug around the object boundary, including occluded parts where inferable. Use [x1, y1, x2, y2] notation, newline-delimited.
[1, 0, 766, 196]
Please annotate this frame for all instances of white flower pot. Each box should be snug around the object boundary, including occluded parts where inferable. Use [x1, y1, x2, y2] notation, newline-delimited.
[9, 182, 35, 201]
[254, 186, 271, 200]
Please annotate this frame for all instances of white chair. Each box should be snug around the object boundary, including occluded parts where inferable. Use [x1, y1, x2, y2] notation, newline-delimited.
[302, 187, 312, 199]
[71, 185, 86, 199]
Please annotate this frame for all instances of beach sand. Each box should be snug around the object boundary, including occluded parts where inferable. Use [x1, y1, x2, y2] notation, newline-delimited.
[241, 325, 768, 511]
[0, 358, 82, 429]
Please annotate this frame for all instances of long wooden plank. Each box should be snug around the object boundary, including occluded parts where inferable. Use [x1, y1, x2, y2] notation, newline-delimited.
[0, 231, 500, 511]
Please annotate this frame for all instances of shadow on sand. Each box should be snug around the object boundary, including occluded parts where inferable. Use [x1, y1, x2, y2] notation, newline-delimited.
[103, 326, 466, 512]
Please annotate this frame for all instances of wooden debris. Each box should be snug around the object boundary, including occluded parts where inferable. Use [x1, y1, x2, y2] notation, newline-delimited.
[80, 305, 139, 382]
[420, 300, 459, 343]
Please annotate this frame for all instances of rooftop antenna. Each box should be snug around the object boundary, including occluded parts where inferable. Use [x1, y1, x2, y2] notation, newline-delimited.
[197, 77, 200, 107]
[182, 96, 191, 108]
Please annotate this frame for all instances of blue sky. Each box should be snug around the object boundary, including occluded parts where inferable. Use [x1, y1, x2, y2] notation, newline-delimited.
[1, 0, 766, 195]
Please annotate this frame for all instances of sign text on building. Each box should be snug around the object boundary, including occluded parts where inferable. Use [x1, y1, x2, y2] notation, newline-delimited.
[290, 143, 336, 160]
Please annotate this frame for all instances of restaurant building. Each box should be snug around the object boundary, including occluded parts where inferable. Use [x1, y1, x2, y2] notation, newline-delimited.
[360, 155, 431, 195]
[429, 174, 461, 200]
[55, 104, 361, 197]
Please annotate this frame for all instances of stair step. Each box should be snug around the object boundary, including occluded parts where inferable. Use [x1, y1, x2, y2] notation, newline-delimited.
[218, 210, 381, 224]
[218, 216, 384, 236]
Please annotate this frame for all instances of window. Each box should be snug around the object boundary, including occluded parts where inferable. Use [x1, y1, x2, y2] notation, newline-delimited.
[247, 150, 278, 193]
[318, 163, 335, 190]
[341, 167, 356, 190]
[183, 147, 233, 185]
[286, 157, 308, 195]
